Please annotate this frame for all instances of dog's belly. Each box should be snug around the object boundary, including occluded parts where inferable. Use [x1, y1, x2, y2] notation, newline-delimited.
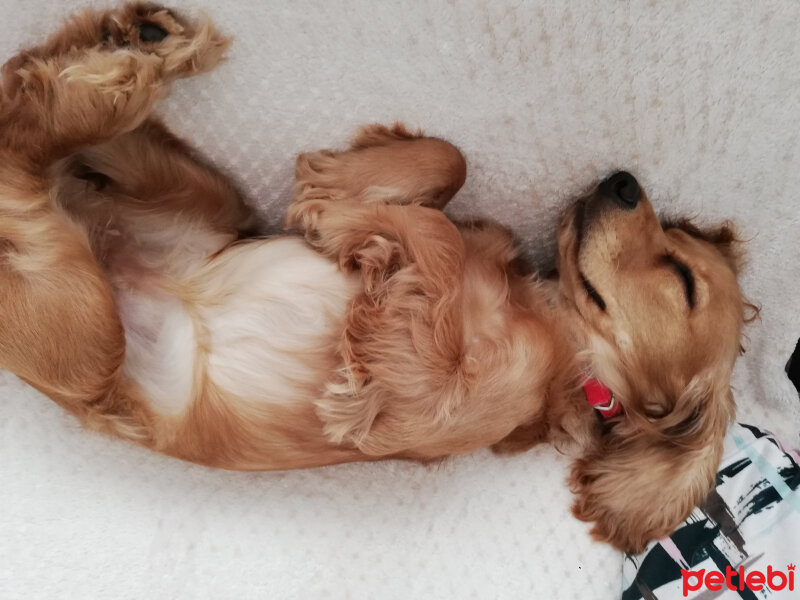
[117, 282, 198, 415]
[116, 236, 360, 417]
[119, 236, 359, 419]
[198, 237, 360, 408]
[111, 234, 365, 468]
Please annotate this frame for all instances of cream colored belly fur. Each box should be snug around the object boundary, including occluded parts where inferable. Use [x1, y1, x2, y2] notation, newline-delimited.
[118, 237, 360, 420]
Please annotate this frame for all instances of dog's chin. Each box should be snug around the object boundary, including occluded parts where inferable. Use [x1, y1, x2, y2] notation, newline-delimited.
[561, 199, 597, 262]
[557, 203, 586, 305]
[558, 200, 609, 320]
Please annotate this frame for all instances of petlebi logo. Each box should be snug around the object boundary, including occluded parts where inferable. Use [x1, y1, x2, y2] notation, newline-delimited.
[681, 563, 795, 596]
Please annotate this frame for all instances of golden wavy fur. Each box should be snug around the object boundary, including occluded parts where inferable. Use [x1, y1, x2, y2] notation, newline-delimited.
[558, 181, 751, 552]
[0, 3, 749, 552]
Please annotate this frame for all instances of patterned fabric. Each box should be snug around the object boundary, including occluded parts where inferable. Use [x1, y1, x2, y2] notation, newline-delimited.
[623, 424, 800, 599]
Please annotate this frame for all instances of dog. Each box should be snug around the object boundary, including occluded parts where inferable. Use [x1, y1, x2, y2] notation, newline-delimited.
[0, 3, 751, 553]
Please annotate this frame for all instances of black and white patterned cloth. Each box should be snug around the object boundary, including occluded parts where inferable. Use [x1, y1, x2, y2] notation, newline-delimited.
[623, 423, 800, 599]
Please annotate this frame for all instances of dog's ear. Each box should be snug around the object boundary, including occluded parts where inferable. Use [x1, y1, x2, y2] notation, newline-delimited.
[570, 375, 733, 552]
[570, 428, 724, 552]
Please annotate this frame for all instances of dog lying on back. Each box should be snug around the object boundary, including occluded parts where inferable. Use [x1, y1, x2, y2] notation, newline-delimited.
[0, 3, 751, 552]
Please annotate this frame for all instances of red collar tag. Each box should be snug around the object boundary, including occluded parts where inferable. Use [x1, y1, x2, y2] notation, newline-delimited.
[583, 378, 623, 419]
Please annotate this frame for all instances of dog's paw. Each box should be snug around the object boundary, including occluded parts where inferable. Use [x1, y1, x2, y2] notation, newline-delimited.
[292, 150, 353, 206]
[287, 150, 349, 232]
[293, 125, 465, 211]
[104, 2, 230, 78]
[293, 144, 415, 209]
[284, 197, 336, 251]
[59, 50, 162, 100]
[293, 124, 422, 203]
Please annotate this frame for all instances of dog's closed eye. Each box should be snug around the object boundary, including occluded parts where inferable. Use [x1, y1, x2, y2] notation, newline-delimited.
[664, 254, 695, 309]
[580, 273, 606, 311]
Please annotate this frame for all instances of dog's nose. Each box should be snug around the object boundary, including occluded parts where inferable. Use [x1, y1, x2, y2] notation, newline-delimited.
[598, 171, 640, 209]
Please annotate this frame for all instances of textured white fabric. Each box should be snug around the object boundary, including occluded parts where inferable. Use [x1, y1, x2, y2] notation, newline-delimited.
[1, 1, 798, 598]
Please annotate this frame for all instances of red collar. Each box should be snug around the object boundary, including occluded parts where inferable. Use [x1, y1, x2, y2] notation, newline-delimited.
[583, 378, 623, 419]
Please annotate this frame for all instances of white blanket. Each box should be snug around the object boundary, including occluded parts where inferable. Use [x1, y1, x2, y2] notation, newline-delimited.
[1, 1, 798, 598]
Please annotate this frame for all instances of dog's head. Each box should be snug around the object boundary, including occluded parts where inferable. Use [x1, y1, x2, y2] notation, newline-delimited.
[558, 171, 746, 433]
[558, 172, 753, 551]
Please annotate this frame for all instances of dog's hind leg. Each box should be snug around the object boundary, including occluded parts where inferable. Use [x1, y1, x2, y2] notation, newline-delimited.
[64, 118, 256, 240]
[2, 2, 225, 95]
[0, 4, 228, 439]
[1, 3, 229, 168]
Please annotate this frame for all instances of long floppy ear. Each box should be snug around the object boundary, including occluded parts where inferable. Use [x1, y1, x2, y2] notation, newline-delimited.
[569, 379, 733, 553]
